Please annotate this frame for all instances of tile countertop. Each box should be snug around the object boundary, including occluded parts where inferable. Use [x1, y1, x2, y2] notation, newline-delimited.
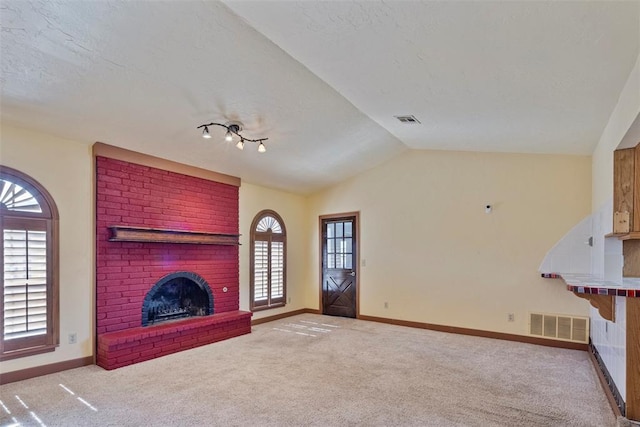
[558, 273, 640, 297]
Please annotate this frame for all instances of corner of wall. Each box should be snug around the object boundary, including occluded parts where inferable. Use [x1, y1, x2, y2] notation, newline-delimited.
[592, 52, 640, 212]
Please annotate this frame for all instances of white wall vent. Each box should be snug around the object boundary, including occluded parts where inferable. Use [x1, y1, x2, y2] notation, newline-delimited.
[394, 115, 421, 124]
[529, 312, 589, 343]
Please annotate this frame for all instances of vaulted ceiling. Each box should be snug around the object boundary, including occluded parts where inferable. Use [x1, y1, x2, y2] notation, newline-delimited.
[1, 1, 638, 194]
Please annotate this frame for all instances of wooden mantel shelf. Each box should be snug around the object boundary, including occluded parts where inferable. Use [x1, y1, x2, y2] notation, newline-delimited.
[108, 226, 240, 245]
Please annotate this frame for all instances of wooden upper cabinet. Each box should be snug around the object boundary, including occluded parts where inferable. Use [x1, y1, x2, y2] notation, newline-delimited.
[635, 145, 640, 233]
[614, 145, 639, 233]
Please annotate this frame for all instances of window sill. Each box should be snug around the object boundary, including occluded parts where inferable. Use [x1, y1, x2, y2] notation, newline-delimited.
[251, 303, 286, 312]
[1, 344, 57, 361]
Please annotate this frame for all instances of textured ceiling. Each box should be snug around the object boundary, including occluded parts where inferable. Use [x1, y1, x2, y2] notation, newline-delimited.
[226, 0, 640, 154]
[1, 1, 639, 194]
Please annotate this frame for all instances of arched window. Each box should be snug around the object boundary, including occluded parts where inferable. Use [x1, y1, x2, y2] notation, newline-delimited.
[0, 166, 59, 360]
[250, 210, 286, 311]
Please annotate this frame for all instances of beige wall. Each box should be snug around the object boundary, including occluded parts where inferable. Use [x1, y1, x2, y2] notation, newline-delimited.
[238, 182, 309, 320]
[0, 123, 599, 374]
[308, 150, 592, 334]
[0, 124, 94, 373]
[593, 53, 640, 213]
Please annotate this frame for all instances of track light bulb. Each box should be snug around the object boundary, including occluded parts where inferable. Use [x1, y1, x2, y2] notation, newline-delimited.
[236, 139, 244, 150]
[202, 127, 212, 139]
[258, 142, 266, 153]
[225, 130, 233, 142]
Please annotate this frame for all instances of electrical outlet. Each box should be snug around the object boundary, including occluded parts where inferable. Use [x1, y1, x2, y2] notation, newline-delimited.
[507, 313, 515, 322]
[68, 332, 77, 344]
[384, 302, 388, 309]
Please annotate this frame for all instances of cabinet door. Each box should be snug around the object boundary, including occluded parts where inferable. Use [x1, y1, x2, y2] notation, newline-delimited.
[634, 144, 640, 232]
[614, 148, 635, 232]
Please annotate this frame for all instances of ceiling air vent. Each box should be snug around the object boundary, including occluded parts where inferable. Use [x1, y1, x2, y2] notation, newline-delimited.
[394, 115, 421, 124]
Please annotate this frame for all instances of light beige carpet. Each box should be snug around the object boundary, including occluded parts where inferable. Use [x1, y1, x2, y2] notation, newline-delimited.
[0, 314, 615, 426]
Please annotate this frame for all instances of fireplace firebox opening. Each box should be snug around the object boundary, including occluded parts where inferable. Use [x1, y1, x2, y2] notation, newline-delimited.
[141, 272, 214, 326]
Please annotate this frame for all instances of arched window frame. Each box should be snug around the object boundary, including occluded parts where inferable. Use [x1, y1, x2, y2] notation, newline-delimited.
[0, 166, 59, 360]
[250, 210, 286, 311]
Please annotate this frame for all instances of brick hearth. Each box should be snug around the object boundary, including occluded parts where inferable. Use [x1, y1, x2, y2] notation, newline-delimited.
[95, 155, 250, 369]
[97, 311, 251, 370]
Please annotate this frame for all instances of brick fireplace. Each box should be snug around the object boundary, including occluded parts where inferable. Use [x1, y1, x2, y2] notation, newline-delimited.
[95, 149, 251, 370]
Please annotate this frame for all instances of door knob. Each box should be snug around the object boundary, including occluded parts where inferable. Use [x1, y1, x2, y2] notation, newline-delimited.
[349, 271, 356, 276]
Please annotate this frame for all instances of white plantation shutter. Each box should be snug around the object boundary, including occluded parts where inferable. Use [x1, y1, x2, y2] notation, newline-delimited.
[270, 242, 283, 299]
[4, 229, 48, 339]
[0, 181, 43, 213]
[254, 241, 269, 302]
[250, 211, 286, 310]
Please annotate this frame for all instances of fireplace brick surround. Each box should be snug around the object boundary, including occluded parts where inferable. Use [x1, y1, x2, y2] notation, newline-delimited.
[95, 154, 251, 370]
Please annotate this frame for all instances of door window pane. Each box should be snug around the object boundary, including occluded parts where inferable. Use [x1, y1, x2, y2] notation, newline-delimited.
[327, 238, 335, 254]
[344, 222, 352, 237]
[336, 222, 343, 238]
[328, 255, 335, 269]
[344, 238, 353, 255]
[327, 223, 334, 238]
[345, 254, 353, 269]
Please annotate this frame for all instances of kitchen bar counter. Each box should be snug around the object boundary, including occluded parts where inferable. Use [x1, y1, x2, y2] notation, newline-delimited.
[558, 273, 640, 297]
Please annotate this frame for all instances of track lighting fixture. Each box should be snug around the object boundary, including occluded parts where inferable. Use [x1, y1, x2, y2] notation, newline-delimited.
[197, 121, 268, 153]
